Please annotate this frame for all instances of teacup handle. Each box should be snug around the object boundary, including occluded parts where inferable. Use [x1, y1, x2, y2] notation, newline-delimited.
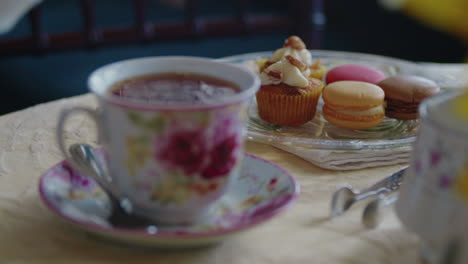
[56, 106, 100, 168]
[56, 107, 117, 194]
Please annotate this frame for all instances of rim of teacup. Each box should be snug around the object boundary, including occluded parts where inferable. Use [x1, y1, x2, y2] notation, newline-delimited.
[88, 56, 260, 111]
[38, 153, 300, 241]
[419, 90, 467, 137]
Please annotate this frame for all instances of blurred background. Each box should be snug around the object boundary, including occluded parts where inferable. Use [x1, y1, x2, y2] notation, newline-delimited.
[0, 0, 466, 115]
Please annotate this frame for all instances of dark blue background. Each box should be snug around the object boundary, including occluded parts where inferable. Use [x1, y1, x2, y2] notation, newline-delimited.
[0, 0, 465, 115]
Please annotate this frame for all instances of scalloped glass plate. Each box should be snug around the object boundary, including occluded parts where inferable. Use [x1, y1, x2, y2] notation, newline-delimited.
[219, 50, 426, 150]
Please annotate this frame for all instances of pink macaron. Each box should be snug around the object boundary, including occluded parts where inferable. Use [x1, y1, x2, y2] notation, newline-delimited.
[325, 64, 386, 84]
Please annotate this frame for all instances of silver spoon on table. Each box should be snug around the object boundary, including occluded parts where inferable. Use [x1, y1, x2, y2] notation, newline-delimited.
[69, 143, 152, 227]
[361, 193, 399, 229]
[330, 167, 407, 218]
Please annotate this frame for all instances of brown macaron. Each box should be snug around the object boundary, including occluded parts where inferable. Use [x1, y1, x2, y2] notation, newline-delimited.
[378, 75, 440, 120]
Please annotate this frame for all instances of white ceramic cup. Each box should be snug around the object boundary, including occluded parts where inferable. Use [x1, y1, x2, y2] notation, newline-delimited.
[395, 91, 468, 264]
[56, 56, 260, 224]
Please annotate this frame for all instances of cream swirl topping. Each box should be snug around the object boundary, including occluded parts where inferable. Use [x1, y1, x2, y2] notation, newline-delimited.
[260, 36, 313, 88]
[270, 46, 312, 65]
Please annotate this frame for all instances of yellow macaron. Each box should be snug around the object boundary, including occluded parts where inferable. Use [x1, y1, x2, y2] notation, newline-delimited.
[322, 81, 385, 130]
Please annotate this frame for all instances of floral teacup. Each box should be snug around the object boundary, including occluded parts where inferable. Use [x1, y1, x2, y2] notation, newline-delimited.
[56, 57, 260, 224]
[395, 91, 468, 264]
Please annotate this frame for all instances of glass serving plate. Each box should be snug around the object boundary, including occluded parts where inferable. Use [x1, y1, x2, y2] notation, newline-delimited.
[219, 50, 429, 150]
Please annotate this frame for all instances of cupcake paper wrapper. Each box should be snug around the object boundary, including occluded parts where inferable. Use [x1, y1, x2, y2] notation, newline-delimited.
[256, 88, 322, 126]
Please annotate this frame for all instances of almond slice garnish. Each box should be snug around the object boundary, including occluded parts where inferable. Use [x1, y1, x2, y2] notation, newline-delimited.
[266, 70, 283, 80]
[283, 36, 306, 50]
[260, 60, 274, 72]
[285, 55, 307, 71]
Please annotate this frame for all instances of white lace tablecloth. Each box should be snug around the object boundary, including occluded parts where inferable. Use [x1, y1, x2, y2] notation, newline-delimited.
[0, 94, 420, 263]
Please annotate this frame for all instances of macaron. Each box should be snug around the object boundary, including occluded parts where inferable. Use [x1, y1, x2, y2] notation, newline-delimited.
[378, 75, 440, 120]
[322, 81, 385, 130]
[325, 64, 386, 84]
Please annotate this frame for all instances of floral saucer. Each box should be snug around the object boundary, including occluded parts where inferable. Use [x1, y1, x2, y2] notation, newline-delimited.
[39, 153, 299, 248]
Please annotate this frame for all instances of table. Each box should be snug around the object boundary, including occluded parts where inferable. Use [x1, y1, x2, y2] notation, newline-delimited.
[0, 94, 421, 263]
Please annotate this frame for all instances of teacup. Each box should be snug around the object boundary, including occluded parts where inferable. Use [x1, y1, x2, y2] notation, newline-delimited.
[56, 56, 260, 224]
[395, 91, 468, 264]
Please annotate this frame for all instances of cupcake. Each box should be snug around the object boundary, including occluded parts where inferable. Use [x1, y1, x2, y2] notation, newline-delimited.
[256, 36, 324, 126]
[309, 58, 327, 80]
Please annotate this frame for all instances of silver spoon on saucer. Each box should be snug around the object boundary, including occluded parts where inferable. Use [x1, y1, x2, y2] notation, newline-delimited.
[330, 167, 407, 218]
[69, 143, 152, 227]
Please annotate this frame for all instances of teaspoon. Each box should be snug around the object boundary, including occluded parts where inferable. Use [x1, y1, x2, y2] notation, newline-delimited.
[330, 167, 406, 218]
[361, 193, 398, 229]
[69, 143, 152, 227]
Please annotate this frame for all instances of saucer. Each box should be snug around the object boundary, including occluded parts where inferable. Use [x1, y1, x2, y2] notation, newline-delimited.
[39, 153, 299, 248]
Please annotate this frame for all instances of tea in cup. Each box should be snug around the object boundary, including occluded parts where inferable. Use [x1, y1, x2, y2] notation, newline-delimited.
[56, 56, 260, 224]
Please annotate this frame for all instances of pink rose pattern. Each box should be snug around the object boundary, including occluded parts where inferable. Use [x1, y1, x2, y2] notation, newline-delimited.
[157, 130, 208, 176]
[125, 107, 244, 203]
[201, 135, 239, 179]
[155, 110, 241, 180]
[62, 163, 94, 190]
[53, 163, 102, 200]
